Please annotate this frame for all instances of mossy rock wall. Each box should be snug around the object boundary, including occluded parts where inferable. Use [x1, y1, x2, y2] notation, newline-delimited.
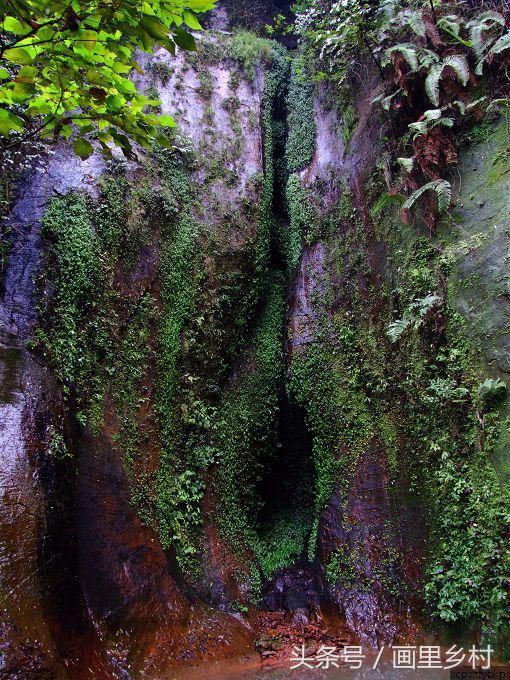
[32, 27, 510, 662]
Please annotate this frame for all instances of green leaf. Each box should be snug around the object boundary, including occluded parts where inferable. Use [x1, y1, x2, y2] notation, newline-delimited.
[158, 37, 176, 55]
[0, 108, 24, 135]
[183, 10, 202, 30]
[158, 114, 176, 127]
[112, 61, 132, 74]
[140, 15, 170, 40]
[12, 81, 35, 102]
[0, 69, 10, 80]
[115, 77, 136, 95]
[173, 27, 196, 51]
[27, 97, 53, 115]
[3, 16, 31, 35]
[3, 47, 33, 65]
[73, 137, 94, 160]
[16, 65, 37, 82]
[106, 94, 125, 111]
[110, 130, 134, 157]
[76, 29, 98, 51]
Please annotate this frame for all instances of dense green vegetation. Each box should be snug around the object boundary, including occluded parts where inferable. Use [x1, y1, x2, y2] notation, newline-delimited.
[33, 0, 510, 654]
[0, 0, 215, 158]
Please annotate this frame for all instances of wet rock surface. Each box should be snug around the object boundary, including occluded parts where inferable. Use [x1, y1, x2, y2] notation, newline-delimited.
[447, 126, 510, 480]
[0, 150, 105, 678]
[317, 440, 398, 648]
[76, 430, 192, 672]
[263, 564, 323, 620]
[0, 41, 271, 678]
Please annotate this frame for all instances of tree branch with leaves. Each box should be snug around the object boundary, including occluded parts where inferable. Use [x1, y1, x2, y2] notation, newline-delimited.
[0, 0, 216, 158]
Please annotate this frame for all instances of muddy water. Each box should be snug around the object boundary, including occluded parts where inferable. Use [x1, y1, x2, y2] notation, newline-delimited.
[177, 656, 450, 680]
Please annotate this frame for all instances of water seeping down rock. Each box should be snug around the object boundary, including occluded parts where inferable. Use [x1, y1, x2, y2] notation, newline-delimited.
[1, 3, 510, 677]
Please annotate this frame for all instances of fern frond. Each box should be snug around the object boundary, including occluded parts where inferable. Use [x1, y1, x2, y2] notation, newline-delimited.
[397, 156, 414, 172]
[489, 31, 510, 57]
[425, 55, 469, 106]
[408, 119, 427, 137]
[387, 318, 411, 343]
[424, 108, 444, 121]
[370, 192, 405, 217]
[473, 10, 505, 26]
[402, 179, 452, 213]
[468, 11, 505, 57]
[437, 14, 461, 37]
[436, 180, 452, 212]
[414, 293, 441, 317]
[388, 293, 442, 343]
[425, 63, 442, 106]
[470, 24, 486, 58]
[401, 9, 426, 37]
[443, 54, 470, 86]
[382, 43, 419, 71]
[372, 90, 403, 111]
[486, 97, 510, 115]
[417, 48, 440, 69]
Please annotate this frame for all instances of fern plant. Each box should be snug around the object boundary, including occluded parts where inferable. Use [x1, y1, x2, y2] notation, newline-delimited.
[382, 42, 420, 71]
[467, 10, 505, 58]
[387, 293, 441, 343]
[382, 43, 440, 73]
[425, 54, 470, 107]
[476, 31, 510, 74]
[425, 378, 469, 405]
[402, 179, 452, 214]
[408, 108, 454, 140]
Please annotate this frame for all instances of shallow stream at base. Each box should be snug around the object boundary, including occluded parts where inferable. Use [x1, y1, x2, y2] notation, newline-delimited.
[171, 654, 476, 680]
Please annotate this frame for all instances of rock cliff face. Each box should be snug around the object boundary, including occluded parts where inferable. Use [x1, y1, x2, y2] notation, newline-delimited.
[1, 12, 510, 680]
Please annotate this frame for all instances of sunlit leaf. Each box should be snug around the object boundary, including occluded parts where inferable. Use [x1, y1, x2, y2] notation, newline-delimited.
[3, 47, 33, 64]
[158, 114, 176, 127]
[0, 108, 24, 134]
[3, 16, 31, 35]
[183, 10, 202, 30]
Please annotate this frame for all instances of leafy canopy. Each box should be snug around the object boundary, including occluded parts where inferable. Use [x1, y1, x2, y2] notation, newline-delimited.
[0, 0, 215, 158]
